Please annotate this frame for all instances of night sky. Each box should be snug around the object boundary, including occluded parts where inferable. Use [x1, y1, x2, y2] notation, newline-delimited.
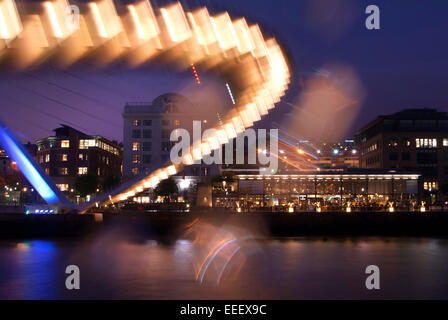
[1, 0, 447, 143]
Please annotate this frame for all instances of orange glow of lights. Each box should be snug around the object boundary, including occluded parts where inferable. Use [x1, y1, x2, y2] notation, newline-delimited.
[190, 63, 201, 85]
[0, 1, 291, 208]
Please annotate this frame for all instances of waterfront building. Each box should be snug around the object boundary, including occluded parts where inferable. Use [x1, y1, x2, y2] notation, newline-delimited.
[36, 125, 122, 193]
[355, 108, 448, 201]
[213, 168, 422, 211]
[122, 93, 219, 180]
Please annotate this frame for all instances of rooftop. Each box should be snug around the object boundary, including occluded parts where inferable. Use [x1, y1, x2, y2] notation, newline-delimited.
[123, 93, 193, 115]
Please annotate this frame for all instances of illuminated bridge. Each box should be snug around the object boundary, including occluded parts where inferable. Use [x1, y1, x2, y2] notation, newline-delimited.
[0, 0, 290, 212]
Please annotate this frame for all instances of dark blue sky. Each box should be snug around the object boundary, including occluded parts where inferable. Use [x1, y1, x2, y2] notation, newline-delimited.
[1, 0, 447, 143]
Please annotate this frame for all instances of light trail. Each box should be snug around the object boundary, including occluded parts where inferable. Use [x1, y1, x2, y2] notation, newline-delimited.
[225, 83, 235, 104]
[0, 0, 291, 211]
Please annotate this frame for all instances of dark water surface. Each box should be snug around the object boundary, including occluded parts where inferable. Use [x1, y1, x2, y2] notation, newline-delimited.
[1, 235, 448, 299]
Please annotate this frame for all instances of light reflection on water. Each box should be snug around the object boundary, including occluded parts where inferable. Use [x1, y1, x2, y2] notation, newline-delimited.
[1, 237, 448, 299]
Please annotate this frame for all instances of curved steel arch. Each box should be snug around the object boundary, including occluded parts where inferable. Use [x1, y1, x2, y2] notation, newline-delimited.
[0, 0, 291, 212]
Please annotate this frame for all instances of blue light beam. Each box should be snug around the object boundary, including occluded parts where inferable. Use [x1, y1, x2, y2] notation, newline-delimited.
[0, 121, 73, 208]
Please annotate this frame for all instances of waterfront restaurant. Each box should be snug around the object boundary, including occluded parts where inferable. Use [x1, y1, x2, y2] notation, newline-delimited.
[213, 168, 422, 212]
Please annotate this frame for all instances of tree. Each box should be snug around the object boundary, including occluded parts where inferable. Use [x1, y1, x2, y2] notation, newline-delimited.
[154, 177, 178, 202]
[74, 173, 98, 197]
[101, 174, 121, 192]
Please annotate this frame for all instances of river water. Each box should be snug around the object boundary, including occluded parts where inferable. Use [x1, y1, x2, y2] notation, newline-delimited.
[1, 234, 448, 299]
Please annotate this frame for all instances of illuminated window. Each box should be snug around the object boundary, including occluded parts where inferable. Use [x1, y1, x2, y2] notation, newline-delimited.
[57, 184, 69, 192]
[79, 153, 84, 160]
[132, 154, 141, 164]
[59, 167, 68, 175]
[61, 154, 68, 161]
[61, 140, 70, 148]
[389, 139, 399, 147]
[97, 168, 102, 176]
[78, 167, 88, 175]
[132, 142, 141, 151]
[45, 168, 50, 174]
[424, 181, 438, 191]
[416, 138, 437, 148]
[79, 139, 97, 149]
[45, 154, 50, 162]
[132, 167, 139, 176]
[174, 119, 181, 126]
[444, 139, 448, 147]
[133, 120, 141, 126]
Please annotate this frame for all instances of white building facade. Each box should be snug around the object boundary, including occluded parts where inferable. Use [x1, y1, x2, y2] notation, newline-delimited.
[122, 93, 220, 181]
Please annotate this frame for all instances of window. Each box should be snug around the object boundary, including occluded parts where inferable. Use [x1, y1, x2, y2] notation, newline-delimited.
[59, 167, 68, 175]
[143, 129, 152, 138]
[417, 151, 437, 165]
[61, 140, 70, 148]
[402, 152, 410, 161]
[443, 139, 448, 147]
[416, 138, 437, 148]
[133, 120, 141, 126]
[142, 142, 152, 151]
[366, 143, 377, 153]
[45, 154, 50, 162]
[78, 167, 88, 175]
[61, 154, 68, 161]
[423, 181, 438, 191]
[97, 168, 102, 176]
[161, 142, 172, 152]
[161, 154, 169, 163]
[132, 142, 141, 151]
[143, 155, 152, 164]
[45, 168, 50, 174]
[162, 129, 170, 139]
[132, 130, 141, 138]
[389, 153, 398, 161]
[57, 184, 69, 192]
[162, 120, 170, 126]
[173, 119, 181, 126]
[132, 167, 139, 176]
[97, 141, 119, 155]
[389, 139, 399, 147]
[132, 154, 141, 164]
[143, 120, 152, 126]
[79, 139, 97, 149]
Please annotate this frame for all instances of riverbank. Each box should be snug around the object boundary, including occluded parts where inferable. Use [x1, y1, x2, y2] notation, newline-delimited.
[1, 210, 448, 239]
